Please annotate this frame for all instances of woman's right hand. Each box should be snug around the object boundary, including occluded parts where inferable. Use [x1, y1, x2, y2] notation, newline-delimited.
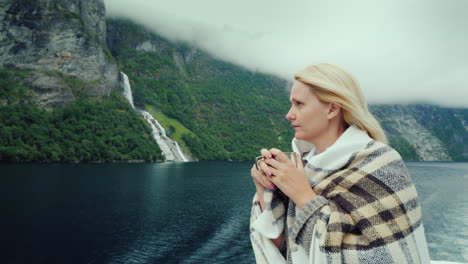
[250, 149, 276, 191]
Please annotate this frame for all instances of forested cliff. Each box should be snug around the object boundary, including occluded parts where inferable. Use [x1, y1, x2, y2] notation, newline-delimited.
[0, 0, 162, 162]
[0, 0, 467, 162]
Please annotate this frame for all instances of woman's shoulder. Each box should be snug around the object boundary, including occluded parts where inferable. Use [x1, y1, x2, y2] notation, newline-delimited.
[350, 140, 415, 192]
[353, 140, 404, 167]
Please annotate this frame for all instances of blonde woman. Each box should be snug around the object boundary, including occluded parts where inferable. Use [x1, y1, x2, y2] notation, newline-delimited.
[250, 64, 430, 263]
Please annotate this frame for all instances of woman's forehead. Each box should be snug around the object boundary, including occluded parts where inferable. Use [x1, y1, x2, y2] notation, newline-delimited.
[290, 81, 313, 99]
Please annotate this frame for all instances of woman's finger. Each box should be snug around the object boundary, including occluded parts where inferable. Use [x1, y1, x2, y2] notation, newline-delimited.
[294, 153, 304, 169]
[268, 166, 280, 178]
[261, 176, 275, 190]
[255, 158, 264, 170]
[251, 165, 267, 187]
[258, 160, 273, 176]
[268, 172, 279, 185]
[264, 158, 281, 170]
[269, 148, 288, 162]
[251, 165, 274, 189]
[261, 148, 273, 159]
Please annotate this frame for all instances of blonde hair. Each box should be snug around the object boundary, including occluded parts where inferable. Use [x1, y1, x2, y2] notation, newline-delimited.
[294, 63, 387, 143]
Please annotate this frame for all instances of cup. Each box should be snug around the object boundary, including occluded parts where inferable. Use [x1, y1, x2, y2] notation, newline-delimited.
[255, 152, 296, 170]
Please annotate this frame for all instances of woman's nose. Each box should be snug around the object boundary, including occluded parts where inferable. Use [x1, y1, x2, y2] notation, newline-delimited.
[285, 108, 295, 121]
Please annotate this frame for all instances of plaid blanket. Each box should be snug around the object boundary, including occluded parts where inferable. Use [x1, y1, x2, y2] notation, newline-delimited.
[250, 127, 428, 263]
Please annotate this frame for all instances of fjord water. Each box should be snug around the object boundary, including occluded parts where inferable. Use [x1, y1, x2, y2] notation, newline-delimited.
[1, 162, 467, 264]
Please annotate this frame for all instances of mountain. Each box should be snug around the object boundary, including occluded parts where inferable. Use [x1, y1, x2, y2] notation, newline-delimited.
[0, 0, 467, 162]
[372, 104, 468, 161]
[106, 19, 293, 160]
[105, 19, 468, 161]
[0, 0, 118, 107]
[0, 0, 162, 162]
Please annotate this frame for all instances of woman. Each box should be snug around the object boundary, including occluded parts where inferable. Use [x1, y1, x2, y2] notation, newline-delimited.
[249, 64, 430, 263]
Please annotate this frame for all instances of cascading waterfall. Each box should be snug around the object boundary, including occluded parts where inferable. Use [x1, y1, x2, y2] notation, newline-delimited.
[121, 73, 135, 110]
[120, 72, 189, 162]
[139, 110, 189, 162]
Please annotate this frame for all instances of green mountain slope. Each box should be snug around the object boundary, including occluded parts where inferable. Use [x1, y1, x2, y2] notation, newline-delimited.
[107, 19, 293, 160]
[0, 69, 163, 162]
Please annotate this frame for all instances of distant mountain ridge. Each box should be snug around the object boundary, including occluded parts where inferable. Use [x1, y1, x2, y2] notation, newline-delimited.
[0, 0, 466, 162]
[371, 104, 468, 161]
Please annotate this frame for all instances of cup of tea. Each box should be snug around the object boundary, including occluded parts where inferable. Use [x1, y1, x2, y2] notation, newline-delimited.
[255, 152, 296, 170]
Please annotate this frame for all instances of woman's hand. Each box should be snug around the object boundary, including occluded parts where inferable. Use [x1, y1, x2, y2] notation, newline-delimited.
[250, 150, 276, 214]
[264, 148, 317, 208]
[250, 150, 276, 191]
[251, 149, 285, 248]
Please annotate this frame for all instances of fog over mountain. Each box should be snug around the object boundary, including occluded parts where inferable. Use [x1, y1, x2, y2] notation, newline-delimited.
[105, 0, 468, 108]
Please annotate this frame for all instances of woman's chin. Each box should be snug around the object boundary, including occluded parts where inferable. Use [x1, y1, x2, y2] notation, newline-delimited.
[295, 133, 314, 143]
[294, 132, 304, 140]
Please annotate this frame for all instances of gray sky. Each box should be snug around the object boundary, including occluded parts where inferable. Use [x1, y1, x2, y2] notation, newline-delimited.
[105, 0, 468, 108]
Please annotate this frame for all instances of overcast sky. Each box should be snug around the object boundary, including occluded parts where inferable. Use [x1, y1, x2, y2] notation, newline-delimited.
[105, 0, 468, 108]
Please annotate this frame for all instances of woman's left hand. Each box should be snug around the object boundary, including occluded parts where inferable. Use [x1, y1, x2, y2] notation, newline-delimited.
[264, 148, 317, 208]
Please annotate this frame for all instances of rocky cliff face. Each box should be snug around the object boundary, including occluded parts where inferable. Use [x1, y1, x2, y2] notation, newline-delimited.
[0, 0, 119, 107]
[371, 105, 468, 161]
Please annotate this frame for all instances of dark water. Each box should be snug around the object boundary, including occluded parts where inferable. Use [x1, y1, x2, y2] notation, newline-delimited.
[0, 162, 467, 264]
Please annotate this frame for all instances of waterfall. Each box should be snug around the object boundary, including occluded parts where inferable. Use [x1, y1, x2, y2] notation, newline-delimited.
[120, 72, 189, 162]
[121, 73, 135, 110]
[139, 110, 188, 162]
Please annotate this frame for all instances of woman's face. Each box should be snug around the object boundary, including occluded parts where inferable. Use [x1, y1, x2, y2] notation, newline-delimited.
[285, 81, 331, 143]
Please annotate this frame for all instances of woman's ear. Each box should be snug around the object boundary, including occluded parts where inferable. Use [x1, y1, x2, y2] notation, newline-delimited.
[327, 103, 341, 119]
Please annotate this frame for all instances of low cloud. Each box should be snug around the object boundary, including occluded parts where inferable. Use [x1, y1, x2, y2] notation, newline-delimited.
[105, 0, 468, 108]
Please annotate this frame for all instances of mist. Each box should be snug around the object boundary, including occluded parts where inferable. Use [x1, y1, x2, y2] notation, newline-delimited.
[105, 0, 468, 108]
